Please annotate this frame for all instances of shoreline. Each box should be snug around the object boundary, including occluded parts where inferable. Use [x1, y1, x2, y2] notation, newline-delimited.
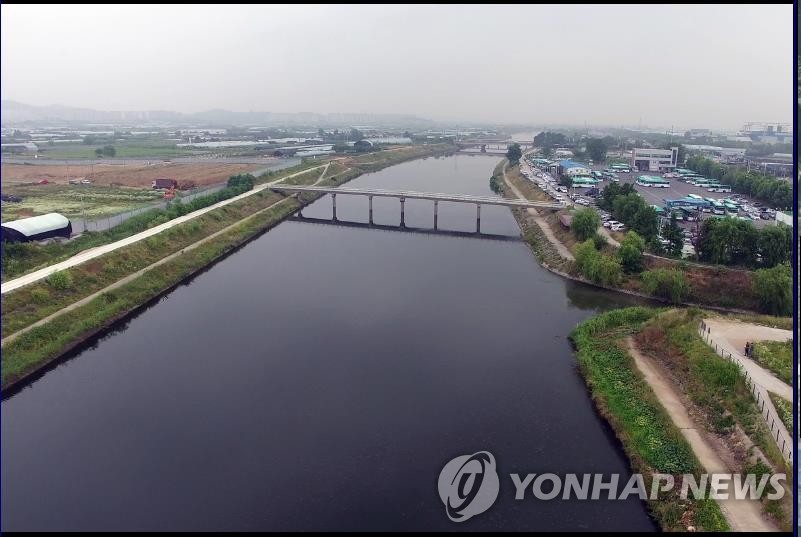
[1, 145, 457, 392]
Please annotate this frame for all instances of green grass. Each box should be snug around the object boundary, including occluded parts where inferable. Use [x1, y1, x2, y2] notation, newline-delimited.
[636, 310, 783, 466]
[751, 339, 792, 384]
[1, 184, 252, 281]
[570, 307, 728, 532]
[768, 392, 792, 432]
[1, 184, 164, 220]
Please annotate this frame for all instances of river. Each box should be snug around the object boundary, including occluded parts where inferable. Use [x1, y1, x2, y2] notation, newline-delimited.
[1, 154, 658, 531]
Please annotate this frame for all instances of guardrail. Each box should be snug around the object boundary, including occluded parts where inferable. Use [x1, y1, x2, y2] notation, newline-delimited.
[697, 320, 792, 464]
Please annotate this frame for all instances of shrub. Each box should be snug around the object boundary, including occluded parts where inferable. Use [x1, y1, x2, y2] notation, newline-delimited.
[30, 288, 51, 304]
[618, 230, 645, 273]
[641, 269, 690, 303]
[592, 232, 607, 250]
[45, 271, 73, 290]
[572, 208, 601, 242]
[752, 263, 791, 316]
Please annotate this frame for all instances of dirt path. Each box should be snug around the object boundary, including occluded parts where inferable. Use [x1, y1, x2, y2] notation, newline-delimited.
[502, 162, 574, 260]
[626, 337, 778, 532]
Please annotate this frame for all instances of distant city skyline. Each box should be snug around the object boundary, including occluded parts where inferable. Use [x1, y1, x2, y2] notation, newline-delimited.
[1, 4, 792, 131]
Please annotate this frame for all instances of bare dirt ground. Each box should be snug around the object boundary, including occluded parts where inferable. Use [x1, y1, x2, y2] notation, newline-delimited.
[1, 162, 257, 188]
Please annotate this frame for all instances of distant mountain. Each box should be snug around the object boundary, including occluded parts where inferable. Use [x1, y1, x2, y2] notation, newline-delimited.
[0, 100, 435, 128]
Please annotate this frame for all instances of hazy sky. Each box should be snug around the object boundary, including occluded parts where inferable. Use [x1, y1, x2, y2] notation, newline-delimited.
[1, 4, 793, 129]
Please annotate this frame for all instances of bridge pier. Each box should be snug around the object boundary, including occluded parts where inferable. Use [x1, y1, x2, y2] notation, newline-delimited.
[368, 195, 373, 224]
[476, 204, 481, 233]
[400, 197, 406, 227]
[332, 193, 337, 220]
[433, 200, 438, 230]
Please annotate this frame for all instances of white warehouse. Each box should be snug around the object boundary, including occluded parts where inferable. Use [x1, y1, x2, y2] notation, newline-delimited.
[631, 147, 678, 172]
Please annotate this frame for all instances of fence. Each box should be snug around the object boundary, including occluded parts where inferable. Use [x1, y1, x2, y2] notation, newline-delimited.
[697, 320, 792, 464]
[71, 184, 228, 234]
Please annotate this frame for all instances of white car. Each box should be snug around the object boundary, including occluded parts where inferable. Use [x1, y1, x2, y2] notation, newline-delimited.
[610, 224, 625, 231]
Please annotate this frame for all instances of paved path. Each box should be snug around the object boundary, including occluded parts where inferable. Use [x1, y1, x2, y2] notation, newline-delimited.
[627, 337, 778, 532]
[700, 318, 792, 463]
[702, 319, 791, 400]
[0, 164, 329, 295]
[502, 162, 575, 260]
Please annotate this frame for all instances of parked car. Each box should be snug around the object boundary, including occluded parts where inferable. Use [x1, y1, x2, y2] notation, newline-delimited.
[81, 179, 91, 184]
[37, 179, 50, 185]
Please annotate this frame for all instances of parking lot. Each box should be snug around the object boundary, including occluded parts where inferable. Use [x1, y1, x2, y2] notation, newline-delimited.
[586, 163, 775, 230]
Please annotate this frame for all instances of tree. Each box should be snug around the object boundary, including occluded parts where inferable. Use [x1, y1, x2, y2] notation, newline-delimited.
[506, 143, 522, 164]
[95, 147, 103, 157]
[82, 135, 96, 145]
[758, 224, 792, 268]
[540, 146, 553, 159]
[618, 230, 645, 273]
[585, 138, 608, 163]
[662, 213, 684, 257]
[572, 208, 601, 242]
[318, 128, 326, 138]
[752, 263, 791, 315]
[349, 128, 364, 141]
[102, 145, 116, 157]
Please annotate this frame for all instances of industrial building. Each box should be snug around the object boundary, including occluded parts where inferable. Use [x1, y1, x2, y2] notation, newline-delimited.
[558, 160, 590, 177]
[630, 147, 678, 172]
[1, 213, 72, 243]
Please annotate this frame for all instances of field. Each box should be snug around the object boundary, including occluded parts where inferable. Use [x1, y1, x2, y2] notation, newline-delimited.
[1, 162, 259, 187]
[1, 162, 266, 220]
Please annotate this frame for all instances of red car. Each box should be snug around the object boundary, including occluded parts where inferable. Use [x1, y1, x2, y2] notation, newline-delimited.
[37, 179, 50, 185]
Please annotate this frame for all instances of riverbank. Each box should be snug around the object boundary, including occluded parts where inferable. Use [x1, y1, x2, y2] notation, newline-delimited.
[634, 309, 792, 529]
[1, 144, 456, 391]
[496, 159, 778, 316]
[570, 307, 729, 532]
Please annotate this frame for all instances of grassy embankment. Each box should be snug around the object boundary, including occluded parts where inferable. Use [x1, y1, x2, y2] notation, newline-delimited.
[500, 162, 763, 312]
[34, 141, 205, 159]
[570, 307, 728, 532]
[0, 158, 334, 282]
[490, 161, 574, 273]
[750, 339, 792, 385]
[635, 308, 791, 529]
[1, 144, 454, 389]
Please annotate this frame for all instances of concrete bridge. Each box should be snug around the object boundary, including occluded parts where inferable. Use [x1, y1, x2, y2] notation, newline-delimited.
[270, 185, 563, 233]
[455, 140, 534, 153]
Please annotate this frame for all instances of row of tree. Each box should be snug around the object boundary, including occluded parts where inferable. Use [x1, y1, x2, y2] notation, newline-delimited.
[684, 154, 792, 209]
[695, 216, 792, 268]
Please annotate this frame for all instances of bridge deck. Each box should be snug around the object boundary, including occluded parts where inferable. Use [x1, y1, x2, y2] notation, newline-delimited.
[269, 185, 564, 209]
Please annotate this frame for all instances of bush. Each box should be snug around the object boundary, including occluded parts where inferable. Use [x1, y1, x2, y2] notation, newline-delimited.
[45, 271, 73, 290]
[30, 288, 51, 304]
[752, 263, 791, 315]
[641, 269, 690, 303]
[574, 239, 621, 286]
[572, 208, 601, 242]
[618, 230, 645, 273]
[592, 233, 607, 250]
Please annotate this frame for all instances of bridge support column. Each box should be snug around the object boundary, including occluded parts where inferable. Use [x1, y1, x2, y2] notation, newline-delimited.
[368, 195, 373, 224]
[476, 204, 481, 233]
[433, 200, 438, 230]
[332, 193, 337, 221]
[400, 197, 405, 227]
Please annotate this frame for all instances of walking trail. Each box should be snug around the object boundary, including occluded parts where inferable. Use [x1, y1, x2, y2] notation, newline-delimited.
[627, 337, 778, 532]
[502, 162, 574, 260]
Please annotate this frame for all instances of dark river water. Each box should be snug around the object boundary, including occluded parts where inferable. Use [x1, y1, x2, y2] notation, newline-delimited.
[2, 154, 658, 531]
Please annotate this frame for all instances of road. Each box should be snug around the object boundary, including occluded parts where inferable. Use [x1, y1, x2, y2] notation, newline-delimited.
[0, 163, 331, 295]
